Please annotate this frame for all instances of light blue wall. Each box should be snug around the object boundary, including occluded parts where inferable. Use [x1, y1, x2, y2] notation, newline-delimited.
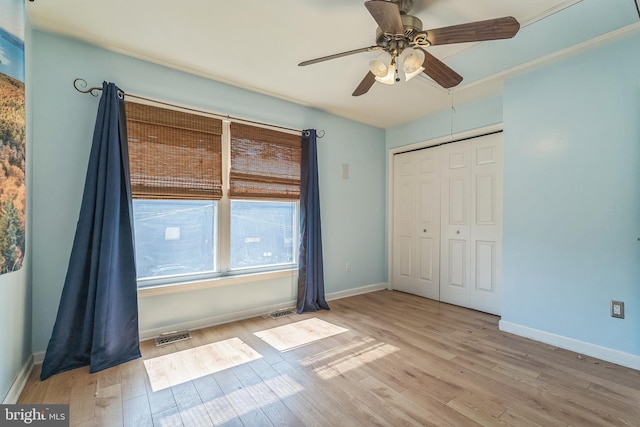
[502, 32, 640, 355]
[30, 30, 386, 352]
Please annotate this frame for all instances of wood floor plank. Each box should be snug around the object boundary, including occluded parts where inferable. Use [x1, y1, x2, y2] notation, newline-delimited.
[143, 375, 177, 416]
[213, 369, 274, 426]
[42, 367, 83, 404]
[231, 363, 303, 426]
[17, 290, 640, 427]
[302, 362, 407, 426]
[401, 385, 484, 427]
[192, 374, 243, 427]
[17, 365, 49, 404]
[94, 383, 123, 427]
[151, 405, 183, 427]
[359, 374, 440, 426]
[122, 394, 153, 427]
[171, 381, 213, 426]
[272, 358, 390, 427]
[247, 358, 331, 427]
[120, 359, 147, 401]
[498, 409, 549, 427]
[271, 359, 370, 427]
[68, 374, 97, 425]
[445, 390, 507, 426]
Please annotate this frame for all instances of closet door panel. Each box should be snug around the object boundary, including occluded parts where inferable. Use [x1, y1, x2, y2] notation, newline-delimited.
[415, 163, 439, 290]
[448, 239, 467, 287]
[398, 236, 413, 278]
[393, 152, 416, 291]
[469, 134, 503, 315]
[440, 142, 471, 308]
[475, 240, 496, 292]
[417, 237, 434, 282]
[414, 149, 440, 299]
[392, 149, 440, 300]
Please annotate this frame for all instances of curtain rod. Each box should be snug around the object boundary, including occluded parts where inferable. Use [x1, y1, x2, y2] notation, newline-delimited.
[73, 78, 325, 138]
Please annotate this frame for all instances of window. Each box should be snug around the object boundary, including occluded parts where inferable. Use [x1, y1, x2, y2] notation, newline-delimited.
[230, 200, 296, 270]
[133, 199, 217, 278]
[126, 101, 300, 286]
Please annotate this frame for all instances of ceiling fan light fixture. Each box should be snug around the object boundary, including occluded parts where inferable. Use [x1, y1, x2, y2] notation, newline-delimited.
[369, 52, 392, 78]
[375, 62, 396, 85]
[400, 47, 425, 81]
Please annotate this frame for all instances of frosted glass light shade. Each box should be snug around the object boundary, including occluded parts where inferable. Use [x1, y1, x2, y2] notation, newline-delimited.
[375, 63, 396, 85]
[400, 48, 425, 81]
[369, 52, 392, 78]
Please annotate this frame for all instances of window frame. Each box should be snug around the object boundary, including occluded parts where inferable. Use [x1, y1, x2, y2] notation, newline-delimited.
[131, 110, 301, 290]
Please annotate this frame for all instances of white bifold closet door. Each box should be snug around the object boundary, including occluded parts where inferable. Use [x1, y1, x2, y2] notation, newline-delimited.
[392, 132, 502, 315]
[392, 148, 441, 300]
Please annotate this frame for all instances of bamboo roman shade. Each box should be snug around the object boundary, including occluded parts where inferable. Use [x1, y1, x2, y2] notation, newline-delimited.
[229, 123, 301, 200]
[125, 102, 223, 200]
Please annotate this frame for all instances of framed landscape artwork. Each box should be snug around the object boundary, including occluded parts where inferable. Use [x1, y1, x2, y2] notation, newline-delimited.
[0, 0, 25, 274]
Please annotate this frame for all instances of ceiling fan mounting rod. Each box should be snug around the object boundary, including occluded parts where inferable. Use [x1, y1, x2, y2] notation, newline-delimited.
[387, 39, 409, 56]
[395, 0, 414, 15]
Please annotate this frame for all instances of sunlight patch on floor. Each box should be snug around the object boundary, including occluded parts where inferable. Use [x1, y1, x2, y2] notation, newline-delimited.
[253, 317, 349, 352]
[299, 336, 400, 380]
[144, 337, 263, 391]
[153, 374, 305, 425]
[223, 374, 305, 422]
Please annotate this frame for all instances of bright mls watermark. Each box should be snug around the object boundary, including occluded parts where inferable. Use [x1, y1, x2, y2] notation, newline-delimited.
[0, 405, 68, 426]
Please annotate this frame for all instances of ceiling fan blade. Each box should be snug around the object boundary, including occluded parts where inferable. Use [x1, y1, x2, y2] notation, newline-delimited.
[365, 0, 404, 35]
[352, 72, 376, 96]
[299, 46, 381, 66]
[426, 16, 520, 46]
[418, 48, 463, 89]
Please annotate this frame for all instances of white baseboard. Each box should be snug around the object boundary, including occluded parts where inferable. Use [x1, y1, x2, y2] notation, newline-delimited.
[33, 352, 45, 365]
[2, 355, 34, 404]
[139, 282, 387, 341]
[499, 320, 640, 371]
[326, 282, 388, 301]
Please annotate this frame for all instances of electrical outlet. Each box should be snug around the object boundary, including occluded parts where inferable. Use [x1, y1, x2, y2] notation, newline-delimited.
[345, 262, 351, 272]
[611, 300, 625, 319]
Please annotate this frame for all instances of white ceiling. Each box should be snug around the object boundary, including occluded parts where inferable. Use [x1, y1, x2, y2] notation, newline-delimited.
[25, 0, 638, 128]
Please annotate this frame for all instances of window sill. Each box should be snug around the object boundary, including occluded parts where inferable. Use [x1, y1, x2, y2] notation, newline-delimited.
[137, 268, 298, 297]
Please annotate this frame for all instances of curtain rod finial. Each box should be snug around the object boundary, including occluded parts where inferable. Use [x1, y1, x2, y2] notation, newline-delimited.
[74, 78, 102, 97]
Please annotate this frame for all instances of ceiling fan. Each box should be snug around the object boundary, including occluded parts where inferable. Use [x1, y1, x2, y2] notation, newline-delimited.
[298, 0, 520, 96]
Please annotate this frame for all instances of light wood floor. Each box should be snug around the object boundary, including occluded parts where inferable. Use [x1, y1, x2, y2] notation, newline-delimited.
[19, 290, 640, 426]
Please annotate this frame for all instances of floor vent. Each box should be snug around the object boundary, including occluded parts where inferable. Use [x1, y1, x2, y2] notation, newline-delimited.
[267, 309, 295, 319]
[154, 330, 191, 347]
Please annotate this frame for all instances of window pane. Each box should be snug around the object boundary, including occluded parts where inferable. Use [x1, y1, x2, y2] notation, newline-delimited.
[133, 200, 217, 280]
[230, 201, 296, 270]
